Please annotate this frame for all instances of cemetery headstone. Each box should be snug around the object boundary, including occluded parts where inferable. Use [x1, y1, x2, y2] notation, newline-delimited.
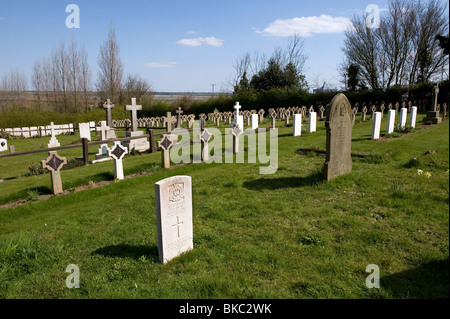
[231, 125, 243, 154]
[372, 112, 381, 140]
[386, 109, 395, 135]
[158, 134, 174, 168]
[79, 123, 91, 141]
[124, 98, 150, 152]
[309, 111, 317, 133]
[0, 138, 7, 152]
[293, 114, 302, 136]
[200, 128, 212, 162]
[410, 106, 418, 128]
[47, 122, 61, 148]
[155, 175, 193, 264]
[399, 108, 407, 129]
[41, 151, 67, 195]
[108, 141, 128, 180]
[324, 93, 353, 181]
[103, 99, 117, 139]
[251, 114, 258, 131]
[176, 107, 184, 128]
[423, 84, 442, 124]
[94, 121, 112, 162]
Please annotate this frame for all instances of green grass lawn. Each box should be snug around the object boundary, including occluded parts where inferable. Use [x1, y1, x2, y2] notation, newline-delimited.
[0, 113, 448, 299]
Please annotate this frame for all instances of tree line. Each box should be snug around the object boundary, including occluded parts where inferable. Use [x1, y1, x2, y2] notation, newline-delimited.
[341, 0, 449, 91]
[0, 24, 151, 113]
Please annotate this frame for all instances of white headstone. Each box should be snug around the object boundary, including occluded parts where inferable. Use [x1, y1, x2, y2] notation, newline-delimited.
[251, 114, 258, 130]
[293, 114, 302, 137]
[309, 112, 317, 133]
[22, 127, 30, 138]
[79, 123, 91, 141]
[372, 112, 382, 140]
[399, 108, 407, 129]
[410, 106, 418, 128]
[155, 175, 193, 264]
[30, 126, 38, 137]
[0, 138, 7, 152]
[386, 109, 395, 135]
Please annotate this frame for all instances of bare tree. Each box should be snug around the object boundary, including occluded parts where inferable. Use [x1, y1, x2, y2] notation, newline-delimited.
[123, 74, 152, 102]
[79, 47, 92, 112]
[342, 0, 449, 90]
[68, 37, 81, 111]
[97, 24, 124, 104]
[31, 61, 43, 110]
[0, 69, 28, 109]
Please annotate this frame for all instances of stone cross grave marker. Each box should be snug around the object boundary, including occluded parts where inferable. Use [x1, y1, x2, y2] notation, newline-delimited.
[234, 102, 243, 129]
[158, 134, 174, 168]
[103, 99, 115, 127]
[47, 122, 61, 148]
[362, 106, 367, 122]
[176, 107, 184, 128]
[41, 151, 67, 195]
[103, 99, 117, 139]
[424, 84, 442, 124]
[95, 121, 111, 160]
[270, 112, 276, 129]
[319, 105, 325, 120]
[108, 142, 128, 180]
[164, 112, 174, 133]
[200, 128, 212, 162]
[231, 125, 243, 154]
[125, 98, 142, 132]
[324, 93, 353, 181]
[155, 175, 193, 264]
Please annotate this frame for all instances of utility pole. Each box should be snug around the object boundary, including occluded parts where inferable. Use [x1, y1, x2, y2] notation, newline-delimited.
[211, 83, 216, 98]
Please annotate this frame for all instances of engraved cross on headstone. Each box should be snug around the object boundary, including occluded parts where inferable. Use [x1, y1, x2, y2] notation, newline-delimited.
[172, 216, 184, 238]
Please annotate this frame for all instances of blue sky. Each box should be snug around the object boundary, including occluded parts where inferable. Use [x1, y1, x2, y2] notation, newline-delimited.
[0, 0, 393, 92]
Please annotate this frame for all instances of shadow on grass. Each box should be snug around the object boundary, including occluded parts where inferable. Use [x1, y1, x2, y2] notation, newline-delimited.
[243, 171, 323, 190]
[92, 244, 159, 263]
[382, 259, 449, 298]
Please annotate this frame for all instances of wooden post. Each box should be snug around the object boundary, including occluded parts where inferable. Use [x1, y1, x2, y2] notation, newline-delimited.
[149, 129, 156, 153]
[82, 138, 90, 165]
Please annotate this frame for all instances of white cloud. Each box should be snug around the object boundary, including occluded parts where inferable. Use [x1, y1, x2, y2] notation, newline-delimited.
[145, 62, 178, 68]
[176, 36, 224, 47]
[256, 14, 352, 37]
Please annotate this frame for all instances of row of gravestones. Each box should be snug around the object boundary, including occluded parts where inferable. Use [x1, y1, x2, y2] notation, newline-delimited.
[1, 123, 75, 138]
[34, 92, 446, 266]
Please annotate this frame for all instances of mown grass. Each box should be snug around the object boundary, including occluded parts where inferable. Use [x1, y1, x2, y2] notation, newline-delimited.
[0, 113, 448, 299]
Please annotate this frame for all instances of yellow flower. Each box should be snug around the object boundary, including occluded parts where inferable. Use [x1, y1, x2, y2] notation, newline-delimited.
[417, 169, 424, 175]
[425, 172, 431, 178]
